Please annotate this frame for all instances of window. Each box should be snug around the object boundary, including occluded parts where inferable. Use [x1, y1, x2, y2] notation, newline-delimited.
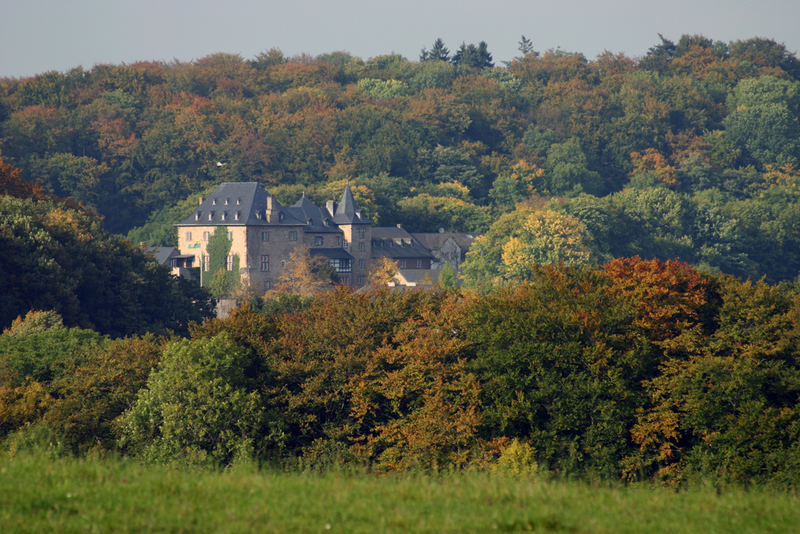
[399, 259, 408, 269]
[208, 212, 214, 221]
[227, 231, 233, 241]
[195, 212, 201, 221]
[260, 255, 270, 272]
[261, 231, 270, 242]
[358, 228, 365, 239]
[358, 241, 365, 251]
[226, 255, 233, 271]
[203, 255, 209, 272]
[221, 212, 227, 221]
[224, 198, 229, 205]
[336, 236, 342, 247]
[329, 258, 351, 273]
[314, 236, 323, 246]
[358, 259, 365, 270]
[234, 211, 240, 221]
[280, 260, 287, 269]
[264, 280, 272, 290]
[289, 231, 297, 241]
[416, 259, 424, 269]
[185, 231, 192, 241]
[212, 198, 217, 205]
[203, 231, 210, 242]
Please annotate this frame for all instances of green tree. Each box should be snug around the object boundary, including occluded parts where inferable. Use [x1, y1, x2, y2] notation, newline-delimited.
[452, 42, 494, 69]
[420, 38, 450, 62]
[437, 261, 458, 289]
[117, 333, 269, 465]
[723, 75, 800, 168]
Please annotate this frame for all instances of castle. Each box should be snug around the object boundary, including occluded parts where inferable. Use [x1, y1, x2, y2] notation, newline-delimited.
[174, 182, 473, 291]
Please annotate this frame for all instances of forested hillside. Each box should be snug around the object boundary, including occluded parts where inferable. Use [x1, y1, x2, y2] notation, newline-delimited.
[2, 35, 799, 283]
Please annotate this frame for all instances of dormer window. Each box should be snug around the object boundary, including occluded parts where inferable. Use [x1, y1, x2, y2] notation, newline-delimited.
[212, 198, 217, 205]
[195, 212, 201, 221]
[279, 212, 284, 222]
[256, 211, 261, 220]
[225, 198, 229, 205]
[221, 212, 227, 221]
[209, 212, 214, 221]
[236, 198, 241, 205]
[235, 211, 240, 221]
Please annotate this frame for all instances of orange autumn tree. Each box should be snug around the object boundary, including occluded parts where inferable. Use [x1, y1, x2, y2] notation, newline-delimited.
[348, 292, 481, 470]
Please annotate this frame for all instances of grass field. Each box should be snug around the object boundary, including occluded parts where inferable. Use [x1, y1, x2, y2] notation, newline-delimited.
[1, 450, 798, 533]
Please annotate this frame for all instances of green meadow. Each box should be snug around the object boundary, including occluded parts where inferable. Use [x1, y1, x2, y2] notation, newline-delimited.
[2, 450, 798, 533]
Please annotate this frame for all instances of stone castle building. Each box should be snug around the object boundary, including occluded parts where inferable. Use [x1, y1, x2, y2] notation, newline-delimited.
[174, 181, 473, 291]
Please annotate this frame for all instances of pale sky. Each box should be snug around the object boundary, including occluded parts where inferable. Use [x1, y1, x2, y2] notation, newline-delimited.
[2, 0, 799, 78]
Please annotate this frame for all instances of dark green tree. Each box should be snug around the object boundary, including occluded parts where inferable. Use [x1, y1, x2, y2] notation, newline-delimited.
[420, 38, 450, 62]
[452, 42, 494, 69]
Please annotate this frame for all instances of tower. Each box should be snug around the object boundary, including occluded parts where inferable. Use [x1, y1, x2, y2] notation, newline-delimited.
[329, 183, 372, 287]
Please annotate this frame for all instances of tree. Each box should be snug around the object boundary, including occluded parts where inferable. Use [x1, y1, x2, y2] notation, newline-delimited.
[437, 261, 458, 289]
[275, 247, 337, 296]
[518, 35, 536, 57]
[723, 75, 800, 168]
[117, 333, 268, 465]
[420, 38, 450, 62]
[0, 195, 213, 336]
[367, 257, 399, 288]
[452, 42, 494, 69]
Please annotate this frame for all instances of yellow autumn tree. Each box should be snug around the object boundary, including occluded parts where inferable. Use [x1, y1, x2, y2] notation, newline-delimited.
[500, 209, 595, 281]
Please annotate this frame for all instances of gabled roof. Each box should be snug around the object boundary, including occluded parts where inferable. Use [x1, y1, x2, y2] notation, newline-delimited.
[411, 232, 476, 252]
[371, 226, 435, 260]
[178, 182, 306, 227]
[289, 194, 343, 234]
[147, 246, 178, 265]
[333, 183, 371, 225]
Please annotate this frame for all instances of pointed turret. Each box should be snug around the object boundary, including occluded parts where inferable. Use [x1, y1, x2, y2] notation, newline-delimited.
[333, 182, 360, 224]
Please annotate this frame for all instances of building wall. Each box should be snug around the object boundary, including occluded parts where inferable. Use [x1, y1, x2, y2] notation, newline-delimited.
[178, 223, 309, 292]
[340, 224, 371, 287]
[245, 224, 307, 292]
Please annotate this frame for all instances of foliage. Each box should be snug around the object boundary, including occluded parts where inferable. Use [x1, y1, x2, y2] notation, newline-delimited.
[0, 192, 213, 336]
[275, 247, 338, 296]
[205, 225, 240, 298]
[117, 333, 269, 465]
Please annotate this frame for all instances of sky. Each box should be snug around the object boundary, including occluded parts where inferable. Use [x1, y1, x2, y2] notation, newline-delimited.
[2, 0, 800, 78]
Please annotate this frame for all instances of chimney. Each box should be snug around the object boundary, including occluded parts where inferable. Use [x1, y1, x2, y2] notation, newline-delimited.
[326, 200, 336, 217]
[396, 223, 402, 228]
[199, 196, 204, 205]
[266, 195, 274, 222]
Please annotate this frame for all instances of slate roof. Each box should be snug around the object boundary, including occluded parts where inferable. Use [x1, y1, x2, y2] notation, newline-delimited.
[371, 226, 435, 260]
[288, 194, 343, 234]
[333, 183, 371, 225]
[411, 232, 476, 253]
[177, 182, 305, 227]
[148, 246, 178, 265]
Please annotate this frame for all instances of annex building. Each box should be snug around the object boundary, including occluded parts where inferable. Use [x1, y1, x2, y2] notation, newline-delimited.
[174, 182, 474, 291]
